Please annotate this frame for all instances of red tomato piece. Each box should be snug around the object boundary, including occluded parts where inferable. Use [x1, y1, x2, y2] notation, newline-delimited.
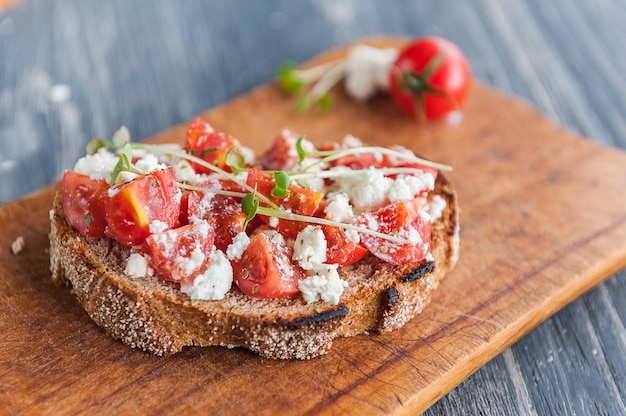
[103, 168, 180, 246]
[322, 223, 368, 267]
[354, 197, 431, 265]
[61, 171, 109, 237]
[143, 221, 215, 284]
[184, 117, 240, 173]
[246, 169, 323, 239]
[257, 129, 302, 171]
[232, 232, 304, 298]
[389, 36, 471, 120]
[187, 192, 247, 253]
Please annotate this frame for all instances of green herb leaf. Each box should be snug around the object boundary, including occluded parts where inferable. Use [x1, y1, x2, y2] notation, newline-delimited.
[110, 157, 124, 184]
[241, 192, 259, 230]
[86, 137, 109, 155]
[294, 95, 310, 112]
[225, 146, 245, 174]
[277, 61, 305, 94]
[316, 93, 332, 111]
[295, 136, 309, 163]
[271, 171, 290, 198]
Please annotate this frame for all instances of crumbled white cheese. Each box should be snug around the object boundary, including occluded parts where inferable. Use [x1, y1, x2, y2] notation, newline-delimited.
[429, 195, 447, 223]
[324, 192, 354, 223]
[180, 250, 233, 301]
[149, 220, 169, 234]
[298, 264, 348, 304]
[238, 145, 256, 165]
[173, 159, 197, 183]
[176, 247, 206, 277]
[124, 253, 153, 278]
[135, 154, 167, 174]
[268, 216, 279, 228]
[332, 166, 435, 212]
[226, 232, 250, 261]
[293, 225, 327, 270]
[345, 44, 399, 102]
[344, 228, 361, 244]
[340, 134, 363, 148]
[73, 148, 120, 182]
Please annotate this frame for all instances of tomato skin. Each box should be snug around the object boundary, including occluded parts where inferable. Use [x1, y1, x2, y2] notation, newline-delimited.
[103, 168, 181, 246]
[354, 197, 431, 265]
[143, 221, 215, 284]
[61, 171, 108, 237]
[232, 232, 303, 298]
[246, 169, 323, 239]
[184, 118, 240, 173]
[257, 129, 302, 171]
[389, 36, 471, 120]
[322, 223, 368, 267]
[187, 192, 247, 252]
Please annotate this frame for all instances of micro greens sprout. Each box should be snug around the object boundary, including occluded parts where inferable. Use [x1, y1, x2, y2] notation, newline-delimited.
[271, 171, 291, 198]
[276, 59, 346, 111]
[296, 142, 452, 173]
[242, 192, 259, 230]
[289, 166, 437, 181]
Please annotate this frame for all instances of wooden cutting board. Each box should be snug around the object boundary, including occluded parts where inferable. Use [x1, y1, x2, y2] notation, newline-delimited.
[3, 37, 626, 415]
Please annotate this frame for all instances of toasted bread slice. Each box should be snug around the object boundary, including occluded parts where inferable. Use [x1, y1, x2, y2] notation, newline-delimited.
[49, 173, 459, 359]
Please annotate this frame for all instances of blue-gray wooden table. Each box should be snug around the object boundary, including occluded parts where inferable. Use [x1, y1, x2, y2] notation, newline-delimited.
[2, 1, 625, 414]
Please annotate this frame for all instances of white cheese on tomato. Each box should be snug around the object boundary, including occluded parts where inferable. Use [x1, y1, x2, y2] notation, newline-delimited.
[298, 264, 348, 305]
[332, 166, 435, 212]
[226, 232, 250, 261]
[180, 249, 233, 301]
[293, 225, 327, 270]
[323, 192, 354, 223]
[73, 148, 120, 182]
[149, 220, 169, 234]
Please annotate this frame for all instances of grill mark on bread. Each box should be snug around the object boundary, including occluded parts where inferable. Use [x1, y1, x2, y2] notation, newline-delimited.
[402, 261, 434, 283]
[276, 303, 349, 329]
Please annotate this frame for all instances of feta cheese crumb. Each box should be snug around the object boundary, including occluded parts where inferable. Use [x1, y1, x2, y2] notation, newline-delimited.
[268, 216, 279, 228]
[429, 195, 447, 223]
[124, 253, 153, 278]
[135, 154, 167, 173]
[73, 148, 120, 182]
[180, 250, 233, 301]
[345, 44, 399, 102]
[226, 232, 250, 261]
[149, 220, 169, 234]
[293, 225, 327, 270]
[324, 192, 354, 223]
[298, 264, 348, 304]
[173, 160, 197, 183]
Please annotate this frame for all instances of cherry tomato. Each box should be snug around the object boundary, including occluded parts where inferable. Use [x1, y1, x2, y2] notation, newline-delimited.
[143, 221, 215, 284]
[389, 36, 471, 120]
[187, 192, 247, 252]
[354, 197, 431, 264]
[257, 129, 302, 171]
[103, 168, 180, 246]
[322, 222, 368, 267]
[61, 171, 109, 237]
[232, 232, 304, 298]
[184, 118, 240, 173]
[246, 169, 323, 239]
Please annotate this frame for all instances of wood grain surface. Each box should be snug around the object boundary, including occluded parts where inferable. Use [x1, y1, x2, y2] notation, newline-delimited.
[2, 38, 626, 415]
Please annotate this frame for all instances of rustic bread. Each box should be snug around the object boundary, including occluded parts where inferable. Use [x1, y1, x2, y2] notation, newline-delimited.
[49, 172, 459, 360]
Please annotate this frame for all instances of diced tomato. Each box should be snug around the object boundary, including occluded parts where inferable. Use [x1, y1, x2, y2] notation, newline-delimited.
[184, 118, 240, 173]
[187, 192, 247, 252]
[103, 168, 180, 246]
[61, 171, 109, 237]
[246, 169, 323, 239]
[143, 221, 215, 284]
[354, 197, 431, 265]
[232, 232, 304, 298]
[256, 129, 302, 171]
[322, 222, 368, 267]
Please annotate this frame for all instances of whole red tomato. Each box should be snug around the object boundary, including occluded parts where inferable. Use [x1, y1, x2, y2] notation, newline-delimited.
[389, 36, 471, 120]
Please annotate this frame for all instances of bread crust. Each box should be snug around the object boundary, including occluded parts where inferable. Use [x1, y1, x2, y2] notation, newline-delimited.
[49, 173, 459, 359]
